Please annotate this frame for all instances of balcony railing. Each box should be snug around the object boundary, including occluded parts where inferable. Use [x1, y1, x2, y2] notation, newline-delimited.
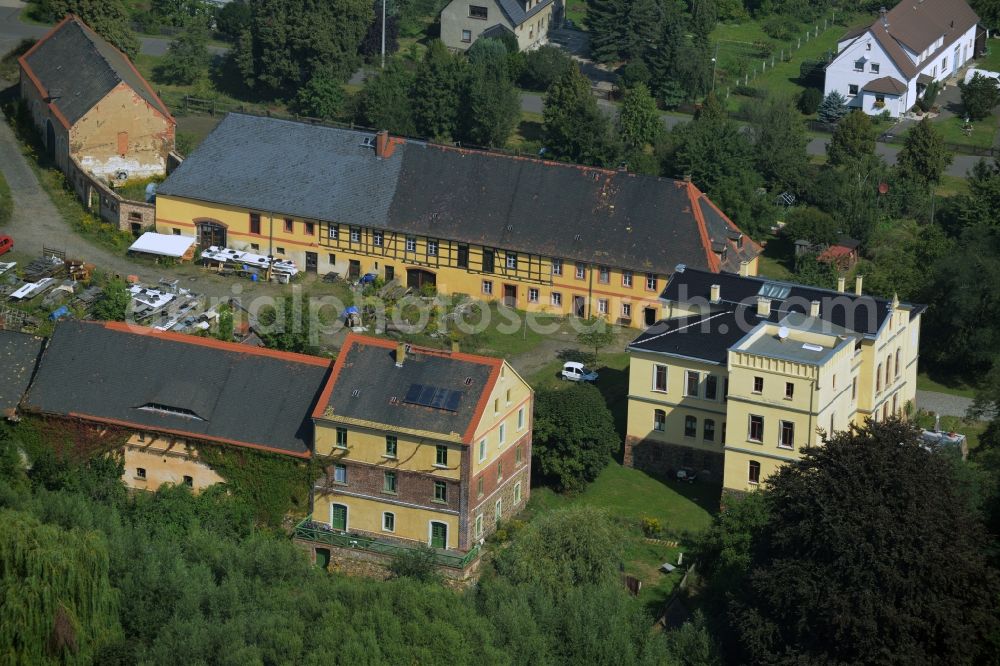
[293, 518, 481, 570]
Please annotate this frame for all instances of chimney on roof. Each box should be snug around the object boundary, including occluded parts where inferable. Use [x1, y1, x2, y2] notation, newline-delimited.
[451, 339, 460, 353]
[837, 276, 846, 293]
[810, 300, 821, 317]
[855, 274, 864, 295]
[376, 129, 392, 158]
[880, 6, 889, 30]
[757, 297, 771, 318]
[683, 173, 692, 183]
[738, 261, 750, 277]
[395, 341, 405, 367]
[710, 284, 721, 303]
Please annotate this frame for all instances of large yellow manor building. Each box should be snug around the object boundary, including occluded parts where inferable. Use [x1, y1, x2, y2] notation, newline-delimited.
[155, 113, 760, 328]
[625, 268, 924, 493]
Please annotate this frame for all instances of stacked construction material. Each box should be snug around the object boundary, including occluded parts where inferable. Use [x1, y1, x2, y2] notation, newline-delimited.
[200, 246, 299, 277]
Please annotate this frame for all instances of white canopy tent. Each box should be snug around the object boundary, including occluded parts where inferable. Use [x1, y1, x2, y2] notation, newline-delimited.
[128, 232, 196, 259]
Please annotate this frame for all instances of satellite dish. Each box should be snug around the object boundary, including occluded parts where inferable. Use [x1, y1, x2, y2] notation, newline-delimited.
[778, 326, 790, 340]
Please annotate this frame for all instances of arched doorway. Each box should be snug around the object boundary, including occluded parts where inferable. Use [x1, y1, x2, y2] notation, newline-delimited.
[195, 220, 227, 248]
[45, 119, 55, 159]
[406, 268, 436, 290]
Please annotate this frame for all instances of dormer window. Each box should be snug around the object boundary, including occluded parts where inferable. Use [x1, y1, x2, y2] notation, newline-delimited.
[137, 403, 205, 421]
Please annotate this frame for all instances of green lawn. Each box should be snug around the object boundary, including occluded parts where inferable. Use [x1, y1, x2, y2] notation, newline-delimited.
[973, 40, 1000, 72]
[0, 168, 11, 226]
[565, 0, 588, 29]
[755, 234, 795, 281]
[530, 351, 632, 438]
[509, 110, 544, 154]
[525, 462, 718, 612]
[935, 174, 971, 197]
[930, 115, 997, 151]
[917, 371, 977, 398]
[747, 22, 849, 97]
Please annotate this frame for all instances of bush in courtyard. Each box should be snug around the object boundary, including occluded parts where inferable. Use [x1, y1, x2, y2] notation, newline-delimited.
[640, 516, 663, 538]
[388, 544, 440, 582]
[960, 73, 1000, 121]
[797, 87, 822, 115]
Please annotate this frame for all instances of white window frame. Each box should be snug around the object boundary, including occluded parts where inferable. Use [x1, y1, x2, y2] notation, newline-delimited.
[551, 258, 562, 275]
[514, 481, 522, 504]
[495, 498, 503, 524]
[551, 292, 562, 306]
[517, 407, 525, 430]
[328, 224, 338, 240]
[405, 236, 416, 252]
[622, 271, 633, 287]
[482, 280, 493, 295]
[506, 252, 517, 269]
[350, 227, 361, 243]
[748, 414, 764, 443]
[652, 364, 668, 392]
[528, 288, 539, 303]
[427, 239, 438, 256]
[499, 422, 506, 446]
[653, 409, 665, 431]
[684, 370, 700, 397]
[575, 263, 586, 279]
[645, 273, 657, 290]
[597, 298, 608, 314]
[333, 463, 347, 484]
[479, 439, 486, 462]
[779, 420, 795, 449]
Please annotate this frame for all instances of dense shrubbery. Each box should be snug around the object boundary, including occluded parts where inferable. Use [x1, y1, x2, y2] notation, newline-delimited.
[0, 424, 683, 664]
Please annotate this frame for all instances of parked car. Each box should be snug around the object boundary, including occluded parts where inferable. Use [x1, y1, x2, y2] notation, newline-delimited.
[0, 235, 12, 256]
[561, 361, 598, 382]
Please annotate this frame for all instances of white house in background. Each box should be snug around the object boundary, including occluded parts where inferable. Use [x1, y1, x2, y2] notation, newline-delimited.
[824, 0, 980, 117]
[439, 0, 556, 51]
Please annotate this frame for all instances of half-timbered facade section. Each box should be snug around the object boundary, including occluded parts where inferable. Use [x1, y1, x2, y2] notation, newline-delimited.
[155, 113, 760, 327]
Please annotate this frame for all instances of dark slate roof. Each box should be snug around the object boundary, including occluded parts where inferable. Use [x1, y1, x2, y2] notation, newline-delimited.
[0, 330, 45, 417]
[158, 113, 759, 275]
[22, 321, 332, 456]
[660, 267, 926, 336]
[157, 114, 402, 232]
[315, 334, 499, 442]
[629, 268, 928, 362]
[627, 312, 747, 364]
[496, 0, 553, 25]
[21, 16, 171, 126]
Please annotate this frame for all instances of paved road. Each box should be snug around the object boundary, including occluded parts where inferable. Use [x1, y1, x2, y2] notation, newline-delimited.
[0, 4, 226, 59]
[917, 390, 980, 418]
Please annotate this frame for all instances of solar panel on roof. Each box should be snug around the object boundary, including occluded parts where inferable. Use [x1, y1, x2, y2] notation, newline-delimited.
[404, 384, 423, 403]
[404, 383, 463, 412]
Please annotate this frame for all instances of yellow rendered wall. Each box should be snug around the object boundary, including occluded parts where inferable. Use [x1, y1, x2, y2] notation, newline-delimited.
[722, 450, 787, 492]
[72, 83, 173, 179]
[121, 434, 224, 492]
[155, 195, 673, 327]
[626, 350, 728, 454]
[314, 423, 462, 481]
[312, 492, 459, 549]
[471, 361, 533, 476]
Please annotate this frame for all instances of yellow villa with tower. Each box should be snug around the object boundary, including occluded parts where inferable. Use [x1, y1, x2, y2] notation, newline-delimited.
[624, 268, 924, 494]
[154, 113, 760, 328]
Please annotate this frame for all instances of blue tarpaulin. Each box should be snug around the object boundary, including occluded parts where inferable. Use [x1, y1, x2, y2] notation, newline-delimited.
[343, 306, 360, 315]
[359, 273, 377, 284]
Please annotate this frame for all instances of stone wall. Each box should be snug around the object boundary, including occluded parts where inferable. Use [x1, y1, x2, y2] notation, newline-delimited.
[624, 435, 725, 482]
[296, 539, 482, 584]
[65, 155, 155, 234]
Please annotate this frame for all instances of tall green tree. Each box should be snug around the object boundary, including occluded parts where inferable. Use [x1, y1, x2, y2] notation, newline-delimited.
[543, 66, 620, 166]
[156, 22, 209, 85]
[618, 82, 662, 150]
[356, 60, 417, 135]
[645, 1, 689, 106]
[232, 0, 371, 98]
[622, 0, 662, 61]
[585, 0, 629, 62]
[960, 72, 1000, 120]
[747, 95, 808, 193]
[827, 109, 875, 166]
[0, 509, 122, 664]
[462, 39, 520, 147]
[293, 72, 346, 120]
[412, 40, 467, 140]
[896, 116, 952, 186]
[668, 95, 754, 193]
[37, 0, 139, 58]
[532, 383, 619, 491]
[817, 90, 848, 124]
[727, 419, 1000, 664]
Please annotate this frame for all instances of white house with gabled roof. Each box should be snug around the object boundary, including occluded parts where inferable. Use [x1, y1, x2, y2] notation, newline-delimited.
[824, 0, 980, 117]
